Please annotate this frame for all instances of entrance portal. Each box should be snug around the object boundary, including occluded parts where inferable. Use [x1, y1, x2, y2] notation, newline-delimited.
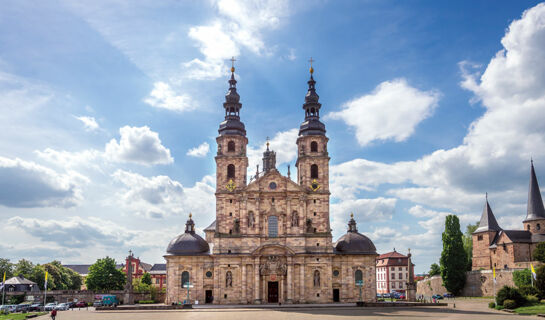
[267, 281, 278, 303]
[333, 288, 340, 302]
[205, 290, 213, 304]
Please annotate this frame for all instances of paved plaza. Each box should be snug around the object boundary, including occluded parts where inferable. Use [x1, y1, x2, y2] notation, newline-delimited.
[33, 300, 540, 319]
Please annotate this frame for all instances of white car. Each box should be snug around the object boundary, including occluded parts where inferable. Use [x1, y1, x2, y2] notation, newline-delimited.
[54, 303, 69, 311]
[44, 303, 57, 311]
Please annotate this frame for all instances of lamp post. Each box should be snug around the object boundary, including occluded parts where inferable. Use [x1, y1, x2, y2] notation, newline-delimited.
[183, 282, 193, 309]
[356, 280, 364, 307]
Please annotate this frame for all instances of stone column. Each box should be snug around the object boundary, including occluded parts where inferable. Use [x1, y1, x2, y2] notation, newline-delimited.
[254, 258, 261, 304]
[241, 264, 247, 304]
[286, 258, 293, 303]
[407, 250, 416, 302]
[299, 263, 305, 303]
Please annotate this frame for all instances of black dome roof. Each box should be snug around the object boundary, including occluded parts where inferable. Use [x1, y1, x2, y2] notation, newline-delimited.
[335, 215, 377, 255]
[166, 215, 209, 255]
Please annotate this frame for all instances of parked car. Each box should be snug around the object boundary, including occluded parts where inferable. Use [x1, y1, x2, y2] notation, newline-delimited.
[391, 292, 401, 299]
[432, 294, 444, 300]
[382, 293, 391, 298]
[65, 301, 76, 308]
[15, 304, 30, 312]
[44, 303, 58, 311]
[399, 294, 406, 299]
[93, 300, 102, 307]
[54, 303, 70, 311]
[28, 303, 43, 311]
[376, 293, 382, 298]
[75, 301, 87, 308]
[5, 305, 17, 313]
[0, 305, 14, 313]
[443, 293, 454, 298]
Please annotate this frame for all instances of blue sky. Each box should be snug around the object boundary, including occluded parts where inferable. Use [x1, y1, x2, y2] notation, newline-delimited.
[1, 0, 545, 273]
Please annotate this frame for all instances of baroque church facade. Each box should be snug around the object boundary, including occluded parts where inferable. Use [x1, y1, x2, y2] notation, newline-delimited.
[473, 161, 545, 270]
[164, 65, 378, 304]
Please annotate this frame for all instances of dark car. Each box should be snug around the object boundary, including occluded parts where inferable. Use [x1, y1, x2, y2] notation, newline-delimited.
[66, 302, 76, 308]
[443, 293, 454, 298]
[75, 301, 87, 308]
[432, 294, 444, 300]
[15, 304, 30, 312]
[28, 303, 43, 311]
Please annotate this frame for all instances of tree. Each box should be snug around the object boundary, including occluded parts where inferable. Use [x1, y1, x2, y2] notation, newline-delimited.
[141, 272, 152, 286]
[0, 258, 14, 280]
[533, 242, 545, 263]
[462, 223, 479, 271]
[429, 263, 441, 276]
[513, 269, 532, 287]
[535, 265, 545, 298]
[440, 215, 467, 295]
[13, 259, 34, 278]
[85, 257, 126, 291]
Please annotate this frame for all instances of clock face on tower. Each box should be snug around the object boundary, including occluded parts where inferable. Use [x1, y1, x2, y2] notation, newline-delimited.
[310, 179, 321, 192]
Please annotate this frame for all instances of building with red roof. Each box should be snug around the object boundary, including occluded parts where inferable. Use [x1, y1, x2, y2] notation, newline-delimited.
[376, 249, 414, 294]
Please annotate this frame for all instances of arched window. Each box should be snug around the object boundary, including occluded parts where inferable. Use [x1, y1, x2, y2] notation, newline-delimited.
[227, 141, 235, 152]
[310, 141, 318, 152]
[355, 270, 363, 285]
[181, 271, 190, 288]
[538, 224, 541, 231]
[527, 224, 531, 231]
[227, 164, 235, 178]
[311, 164, 319, 179]
[268, 216, 278, 237]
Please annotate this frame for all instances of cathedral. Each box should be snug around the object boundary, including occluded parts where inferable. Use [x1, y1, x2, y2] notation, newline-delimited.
[164, 64, 377, 304]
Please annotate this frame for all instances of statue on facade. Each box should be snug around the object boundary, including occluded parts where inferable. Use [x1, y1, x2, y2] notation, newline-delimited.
[306, 218, 313, 233]
[291, 212, 299, 227]
[259, 256, 287, 276]
[313, 270, 320, 287]
[234, 218, 240, 234]
[248, 212, 255, 228]
[226, 271, 233, 287]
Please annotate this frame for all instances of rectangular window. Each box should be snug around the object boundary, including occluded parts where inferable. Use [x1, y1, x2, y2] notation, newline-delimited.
[268, 216, 278, 237]
[156, 278, 160, 284]
[399, 273, 403, 279]
[392, 273, 395, 279]
[478, 235, 483, 241]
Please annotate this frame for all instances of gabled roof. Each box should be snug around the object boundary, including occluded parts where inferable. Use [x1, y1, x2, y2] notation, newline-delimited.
[474, 198, 501, 233]
[140, 262, 152, 272]
[64, 264, 124, 275]
[204, 220, 216, 232]
[4, 276, 37, 285]
[378, 251, 407, 259]
[525, 161, 545, 222]
[150, 264, 166, 274]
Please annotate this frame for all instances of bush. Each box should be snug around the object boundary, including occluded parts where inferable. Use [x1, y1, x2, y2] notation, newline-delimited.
[513, 269, 532, 287]
[138, 300, 155, 304]
[488, 301, 496, 308]
[496, 285, 526, 307]
[503, 299, 516, 309]
[526, 295, 540, 305]
[519, 284, 540, 297]
[495, 304, 504, 310]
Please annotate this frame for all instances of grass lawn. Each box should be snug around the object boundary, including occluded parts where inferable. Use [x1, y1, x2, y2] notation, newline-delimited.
[0, 312, 47, 320]
[514, 303, 545, 315]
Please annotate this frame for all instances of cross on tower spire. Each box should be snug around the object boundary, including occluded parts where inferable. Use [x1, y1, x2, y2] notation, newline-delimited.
[308, 57, 315, 74]
[230, 56, 236, 73]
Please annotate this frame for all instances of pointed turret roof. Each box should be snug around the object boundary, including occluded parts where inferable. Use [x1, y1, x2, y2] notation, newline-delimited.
[218, 58, 246, 136]
[299, 59, 326, 136]
[525, 160, 545, 222]
[474, 195, 501, 233]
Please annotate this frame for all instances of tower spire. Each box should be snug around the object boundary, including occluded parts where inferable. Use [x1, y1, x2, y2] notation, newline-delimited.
[218, 57, 246, 136]
[525, 160, 545, 222]
[299, 57, 326, 136]
[474, 195, 501, 233]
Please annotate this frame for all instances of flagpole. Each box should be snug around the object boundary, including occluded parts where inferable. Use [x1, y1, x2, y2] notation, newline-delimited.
[2, 271, 5, 306]
[43, 271, 48, 309]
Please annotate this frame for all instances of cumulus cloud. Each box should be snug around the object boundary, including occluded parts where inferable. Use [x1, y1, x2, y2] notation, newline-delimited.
[184, 0, 289, 79]
[144, 82, 195, 112]
[0, 156, 87, 208]
[105, 126, 173, 165]
[187, 142, 210, 158]
[112, 170, 215, 221]
[74, 115, 99, 131]
[328, 79, 440, 146]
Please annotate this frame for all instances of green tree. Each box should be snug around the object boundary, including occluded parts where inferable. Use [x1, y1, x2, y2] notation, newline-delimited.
[513, 269, 532, 287]
[132, 277, 150, 293]
[440, 215, 468, 295]
[535, 265, 545, 298]
[28, 265, 53, 290]
[462, 223, 479, 271]
[0, 258, 14, 280]
[533, 242, 545, 263]
[13, 259, 34, 278]
[141, 272, 152, 286]
[429, 263, 441, 276]
[85, 257, 126, 291]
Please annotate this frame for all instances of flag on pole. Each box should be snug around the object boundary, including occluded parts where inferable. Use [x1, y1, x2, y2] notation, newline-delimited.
[44, 271, 48, 290]
[531, 264, 537, 280]
[0, 271, 5, 291]
[493, 267, 497, 284]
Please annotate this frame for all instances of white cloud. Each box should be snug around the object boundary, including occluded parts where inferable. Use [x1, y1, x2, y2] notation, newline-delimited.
[105, 126, 173, 165]
[328, 78, 440, 146]
[144, 81, 195, 112]
[187, 142, 210, 158]
[74, 115, 99, 131]
[0, 156, 87, 208]
[112, 170, 215, 221]
[184, 0, 289, 79]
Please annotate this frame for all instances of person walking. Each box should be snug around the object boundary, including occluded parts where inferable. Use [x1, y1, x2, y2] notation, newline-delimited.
[50, 309, 57, 320]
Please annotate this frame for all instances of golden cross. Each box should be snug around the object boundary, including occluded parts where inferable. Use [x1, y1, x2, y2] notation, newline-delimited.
[230, 56, 236, 68]
[308, 57, 315, 68]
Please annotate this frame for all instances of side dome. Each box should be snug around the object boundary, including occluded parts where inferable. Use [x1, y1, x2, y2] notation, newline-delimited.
[166, 214, 209, 255]
[335, 214, 377, 255]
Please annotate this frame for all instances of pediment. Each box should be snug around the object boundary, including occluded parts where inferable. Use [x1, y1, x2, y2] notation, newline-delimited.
[245, 169, 305, 193]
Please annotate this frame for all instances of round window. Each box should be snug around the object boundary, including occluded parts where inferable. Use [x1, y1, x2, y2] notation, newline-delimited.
[269, 182, 277, 190]
[206, 271, 213, 278]
[333, 270, 340, 277]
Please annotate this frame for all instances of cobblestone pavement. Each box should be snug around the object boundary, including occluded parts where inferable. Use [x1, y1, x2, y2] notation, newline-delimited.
[35, 300, 538, 319]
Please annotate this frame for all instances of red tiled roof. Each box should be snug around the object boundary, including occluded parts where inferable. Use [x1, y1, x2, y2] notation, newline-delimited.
[378, 251, 407, 259]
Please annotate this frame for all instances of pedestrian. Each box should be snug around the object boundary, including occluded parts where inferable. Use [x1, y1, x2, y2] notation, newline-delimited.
[51, 309, 57, 320]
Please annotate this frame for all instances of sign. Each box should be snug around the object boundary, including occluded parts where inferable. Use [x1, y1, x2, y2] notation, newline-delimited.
[270, 274, 277, 281]
[26, 296, 35, 301]
[356, 280, 364, 287]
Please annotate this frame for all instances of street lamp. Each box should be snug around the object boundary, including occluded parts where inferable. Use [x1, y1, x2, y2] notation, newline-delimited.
[356, 280, 364, 307]
[183, 282, 193, 309]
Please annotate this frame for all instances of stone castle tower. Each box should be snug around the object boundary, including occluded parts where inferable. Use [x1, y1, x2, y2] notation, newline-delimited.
[165, 63, 378, 305]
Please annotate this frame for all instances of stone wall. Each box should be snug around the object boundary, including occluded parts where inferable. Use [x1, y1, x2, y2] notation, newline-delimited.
[6, 290, 165, 304]
[416, 269, 516, 297]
